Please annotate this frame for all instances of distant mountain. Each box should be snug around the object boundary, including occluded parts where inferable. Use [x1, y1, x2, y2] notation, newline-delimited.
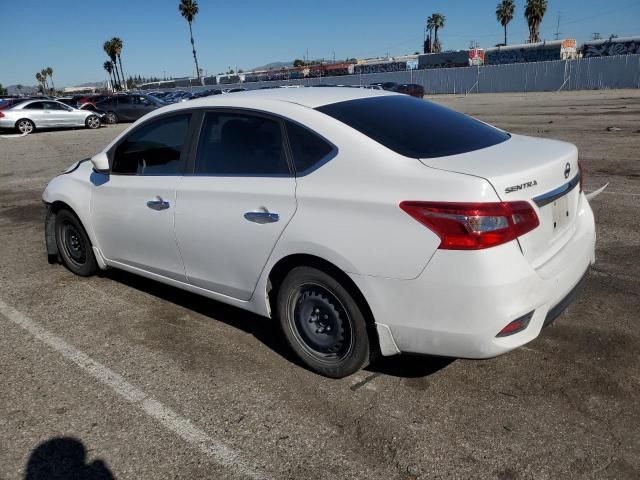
[249, 60, 294, 71]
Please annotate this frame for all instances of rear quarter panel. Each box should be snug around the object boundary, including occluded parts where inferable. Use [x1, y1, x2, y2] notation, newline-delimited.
[266, 107, 501, 280]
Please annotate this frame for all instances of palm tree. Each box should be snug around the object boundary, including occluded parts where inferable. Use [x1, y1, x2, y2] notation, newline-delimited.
[35, 72, 45, 94]
[111, 37, 126, 90]
[103, 61, 116, 90]
[431, 13, 446, 53]
[179, 0, 202, 84]
[40, 69, 50, 92]
[103, 40, 121, 89]
[525, 0, 548, 43]
[496, 0, 515, 46]
[45, 67, 55, 92]
[426, 15, 436, 53]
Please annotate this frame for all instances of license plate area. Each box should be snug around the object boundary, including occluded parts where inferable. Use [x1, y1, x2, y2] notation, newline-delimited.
[551, 194, 570, 232]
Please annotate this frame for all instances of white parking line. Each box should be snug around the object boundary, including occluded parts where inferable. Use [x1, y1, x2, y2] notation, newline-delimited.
[0, 299, 268, 480]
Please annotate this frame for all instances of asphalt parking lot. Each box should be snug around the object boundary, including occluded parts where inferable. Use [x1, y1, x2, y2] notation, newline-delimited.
[0, 90, 638, 479]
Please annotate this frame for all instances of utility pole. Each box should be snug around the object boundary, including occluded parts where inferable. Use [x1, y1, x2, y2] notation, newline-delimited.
[332, 51, 335, 64]
[554, 11, 563, 40]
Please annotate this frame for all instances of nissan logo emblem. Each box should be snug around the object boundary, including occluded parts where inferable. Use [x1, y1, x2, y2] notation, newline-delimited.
[564, 162, 571, 179]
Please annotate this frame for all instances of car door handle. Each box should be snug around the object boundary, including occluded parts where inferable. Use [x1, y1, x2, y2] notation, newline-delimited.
[147, 197, 170, 211]
[244, 211, 279, 224]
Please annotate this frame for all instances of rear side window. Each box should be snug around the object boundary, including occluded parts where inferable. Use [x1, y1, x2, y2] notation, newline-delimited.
[316, 95, 509, 159]
[285, 121, 334, 173]
[112, 114, 191, 175]
[24, 102, 44, 110]
[194, 112, 290, 176]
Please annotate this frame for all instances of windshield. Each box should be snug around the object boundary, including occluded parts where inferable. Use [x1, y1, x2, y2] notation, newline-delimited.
[316, 95, 510, 159]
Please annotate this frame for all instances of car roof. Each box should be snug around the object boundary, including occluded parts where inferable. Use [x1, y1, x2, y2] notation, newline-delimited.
[180, 86, 399, 109]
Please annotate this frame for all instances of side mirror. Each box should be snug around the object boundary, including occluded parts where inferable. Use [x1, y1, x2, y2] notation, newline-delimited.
[91, 152, 110, 172]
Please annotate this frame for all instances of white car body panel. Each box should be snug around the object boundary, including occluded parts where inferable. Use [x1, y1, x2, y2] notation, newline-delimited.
[43, 88, 597, 360]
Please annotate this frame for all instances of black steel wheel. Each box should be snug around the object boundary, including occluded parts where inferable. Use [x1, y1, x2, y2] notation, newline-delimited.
[277, 266, 371, 377]
[54, 209, 97, 276]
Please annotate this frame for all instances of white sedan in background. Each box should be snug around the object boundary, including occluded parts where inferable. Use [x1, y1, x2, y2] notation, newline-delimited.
[42, 88, 596, 378]
[0, 99, 102, 134]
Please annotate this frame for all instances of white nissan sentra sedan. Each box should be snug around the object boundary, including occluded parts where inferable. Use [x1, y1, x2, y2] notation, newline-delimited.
[42, 87, 596, 377]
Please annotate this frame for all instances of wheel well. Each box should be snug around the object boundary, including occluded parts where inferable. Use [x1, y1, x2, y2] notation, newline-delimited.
[267, 254, 379, 348]
[45, 202, 81, 261]
[15, 118, 34, 128]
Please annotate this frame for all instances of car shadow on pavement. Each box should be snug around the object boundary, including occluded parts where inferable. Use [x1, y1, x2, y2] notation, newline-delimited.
[24, 437, 115, 480]
[102, 269, 455, 379]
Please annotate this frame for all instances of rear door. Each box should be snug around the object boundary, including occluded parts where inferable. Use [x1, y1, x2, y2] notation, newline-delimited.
[174, 110, 297, 300]
[116, 96, 135, 121]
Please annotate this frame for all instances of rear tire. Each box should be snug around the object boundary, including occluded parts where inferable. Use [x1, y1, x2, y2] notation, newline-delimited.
[54, 209, 98, 277]
[85, 115, 101, 129]
[276, 266, 371, 378]
[105, 111, 118, 124]
[16, 119, 35, 134]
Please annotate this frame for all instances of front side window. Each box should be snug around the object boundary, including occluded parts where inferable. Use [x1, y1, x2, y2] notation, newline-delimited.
[317, 95, 510, 159]
[117, 96, 132, 105]
[111, 114, 191, 175]
[194, 112, 290, 176]
[285, 121, 334, 173]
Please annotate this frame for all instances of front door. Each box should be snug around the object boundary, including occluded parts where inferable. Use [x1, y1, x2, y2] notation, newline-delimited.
[91, 113, 194, 281]
[175, 110, 297, 300]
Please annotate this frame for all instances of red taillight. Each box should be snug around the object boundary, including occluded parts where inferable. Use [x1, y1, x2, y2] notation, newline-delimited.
[578, 160, 584, 192]
[496, 312, 534, 337]
[399, 201, 539, 250]
[0, 111, 4, 118]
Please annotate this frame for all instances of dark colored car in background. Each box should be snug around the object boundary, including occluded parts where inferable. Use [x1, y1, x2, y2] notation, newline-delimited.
[370, 82, 399, 91]
[394, 83, 425, 98]
[95, 94, 165, 124]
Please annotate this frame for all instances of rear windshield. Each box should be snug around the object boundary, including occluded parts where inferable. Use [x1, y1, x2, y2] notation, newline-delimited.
[316, 95, 510, 158]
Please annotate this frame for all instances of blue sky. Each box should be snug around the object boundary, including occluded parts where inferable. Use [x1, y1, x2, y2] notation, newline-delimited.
[1, 0, 639, 87]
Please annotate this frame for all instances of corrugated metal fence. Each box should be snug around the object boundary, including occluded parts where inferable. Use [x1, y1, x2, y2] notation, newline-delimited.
[190, 54, 640, 94]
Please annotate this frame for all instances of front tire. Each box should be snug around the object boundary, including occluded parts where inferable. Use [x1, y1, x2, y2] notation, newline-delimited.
[16, 119, 35, 134]
[105, 111, 118, 124]
[85, 115, 101, 129]
[276, 266, 371, 378]
[54, 209, 98, 276]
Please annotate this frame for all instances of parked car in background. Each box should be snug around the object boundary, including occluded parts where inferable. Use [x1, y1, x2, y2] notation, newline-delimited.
[394, 83, 425, 98]
[56, 97, 80, 108]
[95, 94, 165, 124]
[0, 97, 39, 110]
[223, 87, 247, 93]
[370, 82, 398, 91]
[77, 94, 111, 105]
[0, 99, 101, 134]
[42, 88, 595, 378]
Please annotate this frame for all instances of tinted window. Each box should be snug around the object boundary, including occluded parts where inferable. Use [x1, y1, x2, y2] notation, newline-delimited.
[195, 112, 289, 176]
[24, 102, 44, 110]
[286, 121, 334, 173]
[317, 96, 510, 158]
[117, 96, 132, 105]
[44, 101, 68, 110]
[112, 114, 191, 175]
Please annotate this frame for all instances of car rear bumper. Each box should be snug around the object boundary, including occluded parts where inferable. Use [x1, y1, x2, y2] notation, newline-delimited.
[351, 193, 596, 358]
[0, 118, 15, 129]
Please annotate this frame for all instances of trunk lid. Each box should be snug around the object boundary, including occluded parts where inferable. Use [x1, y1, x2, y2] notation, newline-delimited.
[420, 134, 581, 268]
